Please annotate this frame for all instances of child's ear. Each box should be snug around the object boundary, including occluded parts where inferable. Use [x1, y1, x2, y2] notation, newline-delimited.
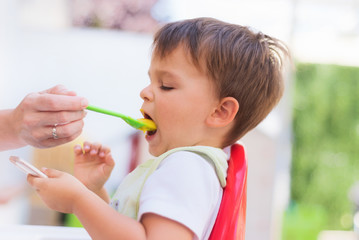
[206, 97, 239, 127]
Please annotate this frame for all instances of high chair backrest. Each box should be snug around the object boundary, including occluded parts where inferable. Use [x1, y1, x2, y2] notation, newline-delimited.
[209, 144, 248, 240]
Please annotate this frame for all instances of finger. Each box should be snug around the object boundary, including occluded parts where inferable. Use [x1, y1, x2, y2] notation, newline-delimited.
[40, 85, 77, 96]
[99, 146, 111, 158]
[105, 154, 115, 168]
[37, 125, 83, 148]
[34, 93, 88, 111]
[30, 112, 85, 130]
[83, 141, 91, 153]
[90, 142, 101, 156]
[40, 85, 66, 94]
[27, 172, 50, 189]
[49, 119, 84, 140]
[27, 174, 38, 187]
[37, 110, 87, 126]
[74, 144, 83, 155]
[42, 168, 63, 178]
[41, 133, 82, 148]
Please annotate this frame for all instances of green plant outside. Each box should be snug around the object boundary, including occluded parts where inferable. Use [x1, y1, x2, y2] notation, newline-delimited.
[283, 203, 328, 240]
[283, 63, 359, 239]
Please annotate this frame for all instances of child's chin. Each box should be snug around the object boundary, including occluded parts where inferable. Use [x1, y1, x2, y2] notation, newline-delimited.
[148, 144, 166, 157]
[148, 148, 162, 157]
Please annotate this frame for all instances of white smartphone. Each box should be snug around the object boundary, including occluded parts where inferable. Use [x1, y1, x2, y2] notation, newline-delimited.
[9, 156, 48, 178]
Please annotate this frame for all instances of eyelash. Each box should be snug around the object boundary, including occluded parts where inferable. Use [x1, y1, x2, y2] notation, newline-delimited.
[160, 85, 174, 91]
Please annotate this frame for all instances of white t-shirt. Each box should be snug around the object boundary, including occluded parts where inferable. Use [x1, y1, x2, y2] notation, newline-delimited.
[137, 151, 224, 240]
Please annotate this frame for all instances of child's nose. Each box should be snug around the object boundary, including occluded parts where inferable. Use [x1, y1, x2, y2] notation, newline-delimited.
[140, 85, 153, 101]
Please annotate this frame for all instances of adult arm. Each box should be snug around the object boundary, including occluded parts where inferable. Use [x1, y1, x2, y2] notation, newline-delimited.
[0, 85, 88, 150]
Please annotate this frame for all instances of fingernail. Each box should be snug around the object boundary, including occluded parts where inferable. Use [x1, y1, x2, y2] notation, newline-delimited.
[74, 145, 81, 151]
[81, 98, 89, 108]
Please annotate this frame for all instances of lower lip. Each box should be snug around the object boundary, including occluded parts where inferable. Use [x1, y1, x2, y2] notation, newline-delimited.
[145, 131, 156, 141]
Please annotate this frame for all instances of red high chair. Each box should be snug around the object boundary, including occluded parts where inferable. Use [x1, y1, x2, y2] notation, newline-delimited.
[209, 144, 248, 240]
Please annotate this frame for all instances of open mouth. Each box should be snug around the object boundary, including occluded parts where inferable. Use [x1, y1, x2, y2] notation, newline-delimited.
[141, 110, 157, 136]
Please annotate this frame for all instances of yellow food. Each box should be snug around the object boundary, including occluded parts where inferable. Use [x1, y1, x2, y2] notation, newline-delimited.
[137, 118, 157, 132]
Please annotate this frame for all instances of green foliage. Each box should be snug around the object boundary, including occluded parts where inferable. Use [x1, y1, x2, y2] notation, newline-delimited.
[289, 63, 359, 231]
[282, 203, 328, 240]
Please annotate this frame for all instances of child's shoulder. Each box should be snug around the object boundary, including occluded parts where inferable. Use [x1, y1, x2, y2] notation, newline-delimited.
[158, 146, 229, 187]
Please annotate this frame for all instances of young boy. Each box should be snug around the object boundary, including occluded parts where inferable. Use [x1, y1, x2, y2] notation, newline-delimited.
[28, 17, 289, 240]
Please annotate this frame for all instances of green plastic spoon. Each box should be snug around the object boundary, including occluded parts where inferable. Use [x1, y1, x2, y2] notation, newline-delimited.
[86, 105, 156, 132]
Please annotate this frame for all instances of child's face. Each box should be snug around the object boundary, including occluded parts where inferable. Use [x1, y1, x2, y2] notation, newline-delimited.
[140, 46, 219, 156]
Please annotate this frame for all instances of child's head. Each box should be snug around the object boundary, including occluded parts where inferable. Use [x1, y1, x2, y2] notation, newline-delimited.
[141, 17, 289, 155]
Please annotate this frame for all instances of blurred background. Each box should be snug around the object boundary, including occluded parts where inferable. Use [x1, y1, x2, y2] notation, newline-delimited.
[0, 0, 358, 240]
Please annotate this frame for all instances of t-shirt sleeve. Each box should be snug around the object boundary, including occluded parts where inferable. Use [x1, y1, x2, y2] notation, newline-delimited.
[137, 151, 222, 239]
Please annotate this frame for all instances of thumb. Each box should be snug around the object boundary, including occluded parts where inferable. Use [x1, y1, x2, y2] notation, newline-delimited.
[105, 154, 115, 168]
[42, 168, 63, 178]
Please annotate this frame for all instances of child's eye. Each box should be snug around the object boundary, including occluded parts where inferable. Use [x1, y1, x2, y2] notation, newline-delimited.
[160, 85, 174, 91]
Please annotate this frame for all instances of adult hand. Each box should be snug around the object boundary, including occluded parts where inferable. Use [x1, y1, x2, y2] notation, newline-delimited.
[0, 85, 88, 150]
